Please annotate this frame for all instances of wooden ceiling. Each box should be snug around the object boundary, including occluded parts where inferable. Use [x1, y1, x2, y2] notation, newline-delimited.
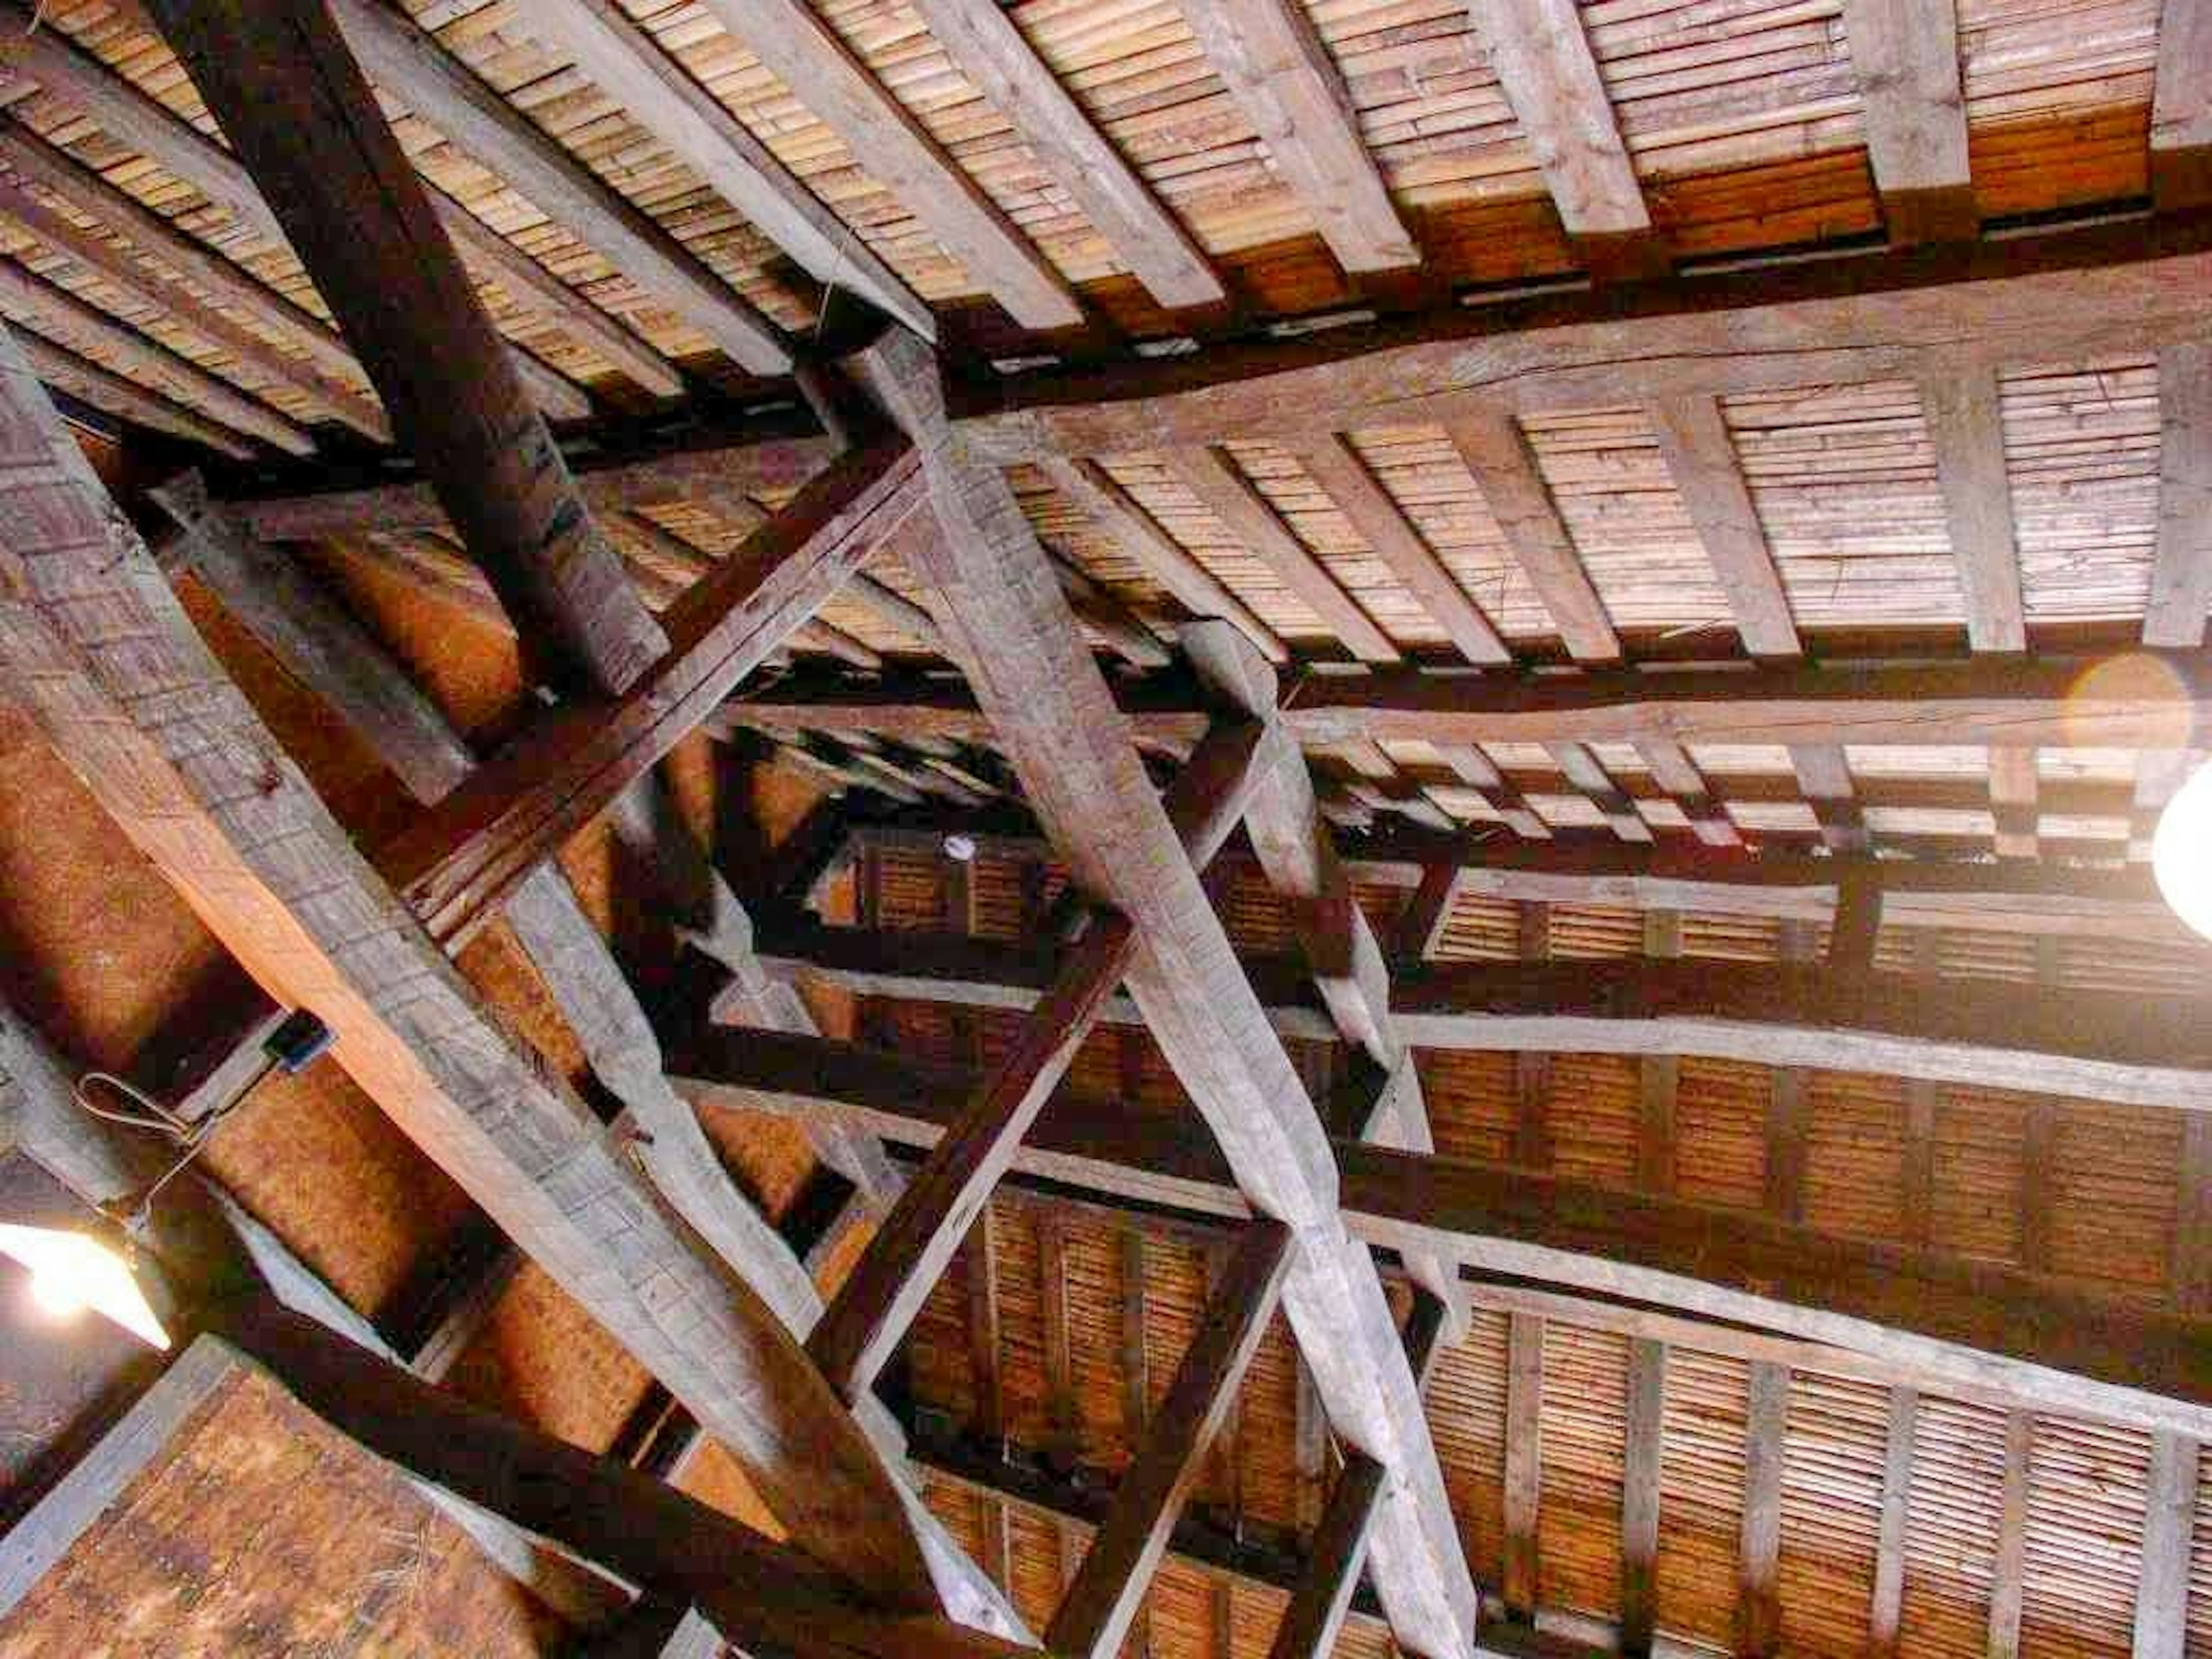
[0, 2, 2209, 1659]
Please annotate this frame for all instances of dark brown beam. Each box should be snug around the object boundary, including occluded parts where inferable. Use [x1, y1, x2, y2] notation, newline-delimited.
[1619, 1339, 1665, 1656]
[145, 0, 666, 698]
[200, 1299, 1031, 1659]
[952, 211, 2212, 461]
[1267, 1455, 1388, 1659]
[674, 1024, 2212, 1433]
[380, 445, 922, 949]
[806, 915, 1137, 1401]
[1045, 1220, 1294, 1659]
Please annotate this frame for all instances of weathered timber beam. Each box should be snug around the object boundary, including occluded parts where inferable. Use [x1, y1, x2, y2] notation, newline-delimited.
[199, 1301, 1034, 1659]
[695, 0, 1080, 331]
[1269, 1455, 1389, 1659]
[377, 444, 923, 950]
[12, 327, 255, 458]
[721, 652, 2212, 751]
[1468, 0, 1663, 279]
[323, 0, 788, 375]
[858, 328, 1481, 1659]
[0, 120, 388, 440]
[146, 0, 668, 697]
[1179, 0, 1419, 275]
[749, 918, 2212, 1112]
[1046, 1219, 1296, 1659]
[1838, 0, 1978, 243]
[502, 0, 934, 340]
[670, 1025, 2212, 1437]
[950, 211, 2212, 459]
[2152, 0, 2211, 209]
[2147, 343, 2212, 647]
[843, 814, 2188, 941]
[0, 329, 1009, 1632]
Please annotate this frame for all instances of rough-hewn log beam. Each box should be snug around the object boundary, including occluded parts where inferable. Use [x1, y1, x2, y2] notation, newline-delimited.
[1919, 363, 2027, 653]
[952, 213, 2212, 460]
[2152, 0, 2212, 208]
[1839, 0, 1978, 242]
[855, 328, 1480, 1659]
[2147, 343, 2212, 646]
[378, 444, 922, 949]
[145, 0, 667, 696]
[0, 329, 1009, 1632]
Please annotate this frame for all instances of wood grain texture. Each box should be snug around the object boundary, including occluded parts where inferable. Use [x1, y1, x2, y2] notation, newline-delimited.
[1619, 1338, 1665, 1656]
[0, 328, 1005, 1630]
[1986, 1411, 2034, 1659]
[1736, 1362, 1788, 1658]
[1178, 0, 1419, 274]
[1647, 394, 1799, 657]
[697, 0, 1080, 329]
[1919, 363, 2027, 652]
[2133, 1430, 2198, 1659]
[857, 328, 1479, 1659]
[1839, 0, 1977, 241]
[956, 215, 2212, 460]
[1446, 411, 1620, 660]
[1502, 1313, 1543, 1616]
[1266, 1454, 1387, 1659]
[2147, 343, 2212, 646]
[2153, 0, 2212, 207]
[145, 0, 668, 696]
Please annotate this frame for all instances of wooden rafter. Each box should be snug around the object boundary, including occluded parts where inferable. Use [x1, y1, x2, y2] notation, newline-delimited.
[146, 0, 666, 696]
[1179, 0, 1418, 276]
[0, 323, 1008, 1628]
[855, 327, 1481, 1659]
[1838, 0, 1978, 243]
[2152, 0, 2212, 208]
[698, 0, 1080, 331]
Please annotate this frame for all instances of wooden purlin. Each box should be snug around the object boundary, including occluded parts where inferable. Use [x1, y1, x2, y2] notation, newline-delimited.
[854, 327, 1482, 1659]
[0, 321, 1013, 1631]
[143, 0, 666, 699]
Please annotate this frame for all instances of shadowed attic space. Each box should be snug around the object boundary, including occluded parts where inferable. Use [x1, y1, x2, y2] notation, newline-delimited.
[1, 0, 2211, 1656]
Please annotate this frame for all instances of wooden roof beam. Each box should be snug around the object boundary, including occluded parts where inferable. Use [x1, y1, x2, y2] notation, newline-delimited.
[1469, 0, 1666, 280]
[146, 0, 665, 696]
[502, 0, 936, 342]
[1179, 0, 1420, 276]
[950, 213, 2212, 460]
[1046, 1219, 1295, 1659]
[906, 0, 1222, 313]
[675, 1026, 2212, 1435]
[1268, 1455, 1389, 1659]
[1167, 444, 1401, 663]
[0, 325, 1007, 1630]
[853, 327, 1480, 1659]
[1446, 410, 1620, 661]
[1919, 362, 2027, 653]
[377, 442, 923, 950]
[14, 327, 255, 457]
[0, 10, 620, 410]
[743, 920, 2212, 1112]
[323, 0, 789, 376]
[695, 0, 1080, 331]
[1839, 0, 1978, 243]
[2152, 0, 2212, 209]
[2146, 343, 2212, 647]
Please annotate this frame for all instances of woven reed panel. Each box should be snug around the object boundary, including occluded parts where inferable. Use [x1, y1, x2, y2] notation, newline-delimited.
[1547, 905, 1645, 960]
[1656, 1347, 1752, 1651]
[1777, 1369, 1889, 1659]
[1427, 1308, 1510, 1589]
[1416, 1049, 1518, 1165]
[2021, 1415, 2149, 1659]
[1546, 1054, 1639, 1187]
[1723, 381, 1962, 631]
[676, 1435, 786, 1540]
[873, 845, 951, 929]
[1801, 1070, 1912, 1243]
[1218, 866, 1302, 959]
[2042, 1100, 2180, 1305]
[1999, 357, 2160, 624]
[1973, 105, 2151, 218]
[441, 1260, 652, 1456]
[1433, 893, 1527, 963]
[1901, 1393, 2010, 1659]
[1538, 1321, 1630, 1622]
[1673, 1056, 1772, 1212]
[1681, 912, 1791, 963]
[1927, 1085, 2033, 1266]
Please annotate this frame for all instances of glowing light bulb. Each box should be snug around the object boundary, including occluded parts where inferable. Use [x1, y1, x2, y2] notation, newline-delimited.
[0, 1224, 169, 1349]
[2154, 761, 2212, 943]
